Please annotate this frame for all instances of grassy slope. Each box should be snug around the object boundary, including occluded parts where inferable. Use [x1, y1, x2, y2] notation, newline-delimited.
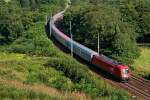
[0, 52, 89, 100]
[131, 46, 150, 79]
[0, 77, 88, 100]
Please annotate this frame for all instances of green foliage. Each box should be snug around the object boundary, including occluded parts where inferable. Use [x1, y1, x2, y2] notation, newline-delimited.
[62, 5, 140, 64]
[131, 46, 150, 80]
[0, 34, 5, 44]
[19, 0, 30, 8]
[46, 56, 132, 99]
[70, 0, 89, 5]
[47, 57, 92, 83]
[0, 0, 24, 42]
[18, 0, 39, 8]
[119, 0, 150, 42]
[0, 0, 66, 44]
[25, 65, 73, 90]
[7, 22, 58, 56]
[0, 52, 74, 91]
[48, 76, 73, 90]
[18, 0, 67, 9]
[21, 11, 34, 30]
[110, 25, 140, 64]
[0, 85, 56, 99]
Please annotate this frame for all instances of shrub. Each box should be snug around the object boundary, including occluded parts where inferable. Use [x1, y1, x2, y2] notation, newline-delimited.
[46, 57, 132, 99]
[47, 57, 93, 83]
[7, 22, 58, 57]
[48, 76, 73, 90]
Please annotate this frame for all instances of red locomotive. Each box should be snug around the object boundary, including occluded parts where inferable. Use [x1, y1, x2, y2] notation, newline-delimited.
[92, 55, 130, 81]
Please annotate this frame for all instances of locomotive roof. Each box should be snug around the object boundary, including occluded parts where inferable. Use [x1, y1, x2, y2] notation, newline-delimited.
[100, 54, 122, 66]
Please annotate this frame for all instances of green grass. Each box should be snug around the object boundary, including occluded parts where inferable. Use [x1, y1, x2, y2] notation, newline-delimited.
[131, 46, 150, 80]
[0, 78, 89, 100]
[0, 84, 57, 100]
[0, 52, 90, 99]
[0, 52, 72, 87]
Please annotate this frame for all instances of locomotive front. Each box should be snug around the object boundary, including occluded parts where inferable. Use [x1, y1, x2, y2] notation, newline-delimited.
[118, 65, 130, 81]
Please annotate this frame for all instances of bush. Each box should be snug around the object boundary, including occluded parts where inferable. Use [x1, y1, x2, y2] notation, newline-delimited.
[7, 22, 58, 57]
[119, 0, 150, 43]
[46, 56, 132, 99]
[47, 57, 93, 83]
[48, 76, 73, 90]
[0, 0, 25, 42]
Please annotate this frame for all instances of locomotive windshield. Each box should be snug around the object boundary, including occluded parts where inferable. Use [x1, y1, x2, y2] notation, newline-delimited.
[123, 69, 129, 74]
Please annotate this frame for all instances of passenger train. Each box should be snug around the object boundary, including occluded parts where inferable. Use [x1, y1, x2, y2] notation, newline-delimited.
[49, 7, 130, 82]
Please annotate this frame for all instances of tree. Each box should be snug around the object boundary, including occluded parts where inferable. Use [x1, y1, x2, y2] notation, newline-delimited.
[119, 0, 150, 42]
[62, 5, 140, 64]
[110, 25, 140, 64]
[19, 0, 30, 8]
[0, 0, 24, 42]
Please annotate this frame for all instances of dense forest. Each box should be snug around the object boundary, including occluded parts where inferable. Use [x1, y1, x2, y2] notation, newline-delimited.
[0, 0, 66, 42]
[62, 0, 150, 64]
[0, 0, 66, 55]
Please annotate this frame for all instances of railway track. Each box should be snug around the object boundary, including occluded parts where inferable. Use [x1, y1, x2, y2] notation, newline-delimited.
[97, 72, 150, 100]
[131, 74, 150, 86]
[124, 82, 150, 100]
[124, 74, 150, 100]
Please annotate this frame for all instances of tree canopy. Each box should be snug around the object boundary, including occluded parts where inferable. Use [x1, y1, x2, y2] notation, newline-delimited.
[0, 0, 23, 42]
[62, 3, 141, 64]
